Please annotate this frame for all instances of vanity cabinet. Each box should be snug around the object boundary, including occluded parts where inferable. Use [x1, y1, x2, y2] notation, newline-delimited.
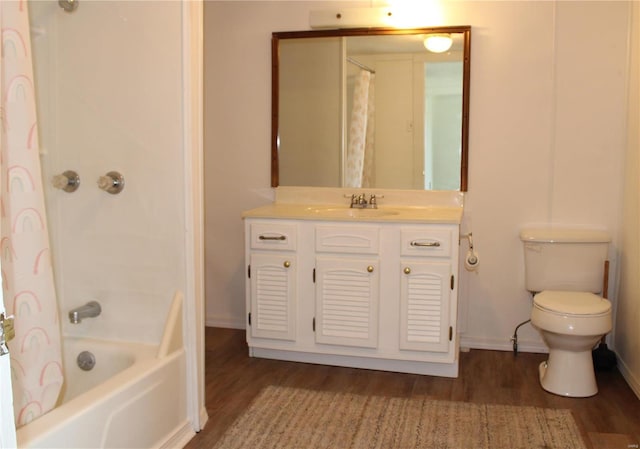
[399, 227, 455, 354]
[246, 222, 297, 341]
[314, 225, 380, 349]
[244, 217, 460, 377]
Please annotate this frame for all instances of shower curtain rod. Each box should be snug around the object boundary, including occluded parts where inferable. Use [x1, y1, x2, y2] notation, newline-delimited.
[347, 57, 375, 74]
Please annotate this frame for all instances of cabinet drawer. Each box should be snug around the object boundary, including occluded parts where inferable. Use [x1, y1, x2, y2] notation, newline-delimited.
[250, 222, 297, 251]
[400, 227, 452, 257]
[315, 225, 379, 254]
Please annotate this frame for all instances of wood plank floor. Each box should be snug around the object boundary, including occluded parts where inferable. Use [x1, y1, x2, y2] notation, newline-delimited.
[185, 327, 640, 449]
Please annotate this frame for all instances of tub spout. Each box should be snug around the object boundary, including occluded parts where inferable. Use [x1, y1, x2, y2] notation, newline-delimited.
[69, 301, 101, 324]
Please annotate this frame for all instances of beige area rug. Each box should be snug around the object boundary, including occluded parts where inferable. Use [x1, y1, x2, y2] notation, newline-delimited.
[213, 386, 587, 449]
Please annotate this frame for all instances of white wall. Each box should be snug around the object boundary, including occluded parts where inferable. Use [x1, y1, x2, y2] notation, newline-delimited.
[617, 1, 640, 396]
[451, 1, 629, 351]
[203, 0, 631, 359]
[31, 1, 187, 344]
[279, 38, 342, 187]
[373, 56, 416, 189]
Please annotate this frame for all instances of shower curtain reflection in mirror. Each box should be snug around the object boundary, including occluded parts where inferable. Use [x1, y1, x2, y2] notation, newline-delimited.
[0, 0, 63, 427]
[345, 69, 376, 188]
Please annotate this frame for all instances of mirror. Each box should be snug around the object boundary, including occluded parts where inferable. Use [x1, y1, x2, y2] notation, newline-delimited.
[272, 26, 471, 191]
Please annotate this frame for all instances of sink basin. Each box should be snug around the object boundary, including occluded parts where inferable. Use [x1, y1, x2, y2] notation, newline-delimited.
[305, 206, 400, 218]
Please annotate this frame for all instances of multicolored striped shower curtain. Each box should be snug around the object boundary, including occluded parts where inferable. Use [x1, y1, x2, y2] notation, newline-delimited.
[1, 0, 63, 427]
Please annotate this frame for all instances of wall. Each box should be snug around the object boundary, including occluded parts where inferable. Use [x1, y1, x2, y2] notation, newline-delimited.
[31, 1, 186, 344]
[279, 38, 342, 187]
[372, 56, 417, 189]
[451, 1, 628, 351]
[203, 0, 631, 359]
[617, 0, 640, 396]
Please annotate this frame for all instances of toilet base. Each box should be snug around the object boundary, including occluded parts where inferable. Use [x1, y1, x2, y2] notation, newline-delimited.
[538, 349, 598, 397]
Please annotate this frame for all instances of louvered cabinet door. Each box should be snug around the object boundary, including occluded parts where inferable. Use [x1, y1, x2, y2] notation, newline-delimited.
[249, 253, 297, 341]
[314, 257, 379, 348]
[399, 260, 451, 353]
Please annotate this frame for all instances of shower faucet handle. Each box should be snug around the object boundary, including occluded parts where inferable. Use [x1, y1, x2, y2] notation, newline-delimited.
[52, 170, 80, 193]
[58, 0, 79, 13]
[97, 171, 125, 194]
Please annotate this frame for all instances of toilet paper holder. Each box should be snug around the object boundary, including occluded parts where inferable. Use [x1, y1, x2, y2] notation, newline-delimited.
[461, 232, 479, 270]
[461, 232, 474, 249]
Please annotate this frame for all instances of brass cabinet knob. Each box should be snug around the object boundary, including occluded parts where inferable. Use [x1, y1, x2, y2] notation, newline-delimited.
[284, 261, 291, 268]
[404, 267, 411, 274]
[367, 265, 374, 273]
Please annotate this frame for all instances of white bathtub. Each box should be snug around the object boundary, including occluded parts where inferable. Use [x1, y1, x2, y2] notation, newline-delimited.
[16, 294, 194, 448]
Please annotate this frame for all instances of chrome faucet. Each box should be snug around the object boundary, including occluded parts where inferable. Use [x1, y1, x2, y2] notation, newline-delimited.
[347, 193, 382, 209]
[69, 301, 101, 324]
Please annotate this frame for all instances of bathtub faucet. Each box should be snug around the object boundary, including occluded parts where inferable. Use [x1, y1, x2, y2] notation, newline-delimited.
[69, 301, 102, 324]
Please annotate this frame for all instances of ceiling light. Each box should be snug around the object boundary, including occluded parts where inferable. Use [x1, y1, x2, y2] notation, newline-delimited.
[423, 34, 453, 53]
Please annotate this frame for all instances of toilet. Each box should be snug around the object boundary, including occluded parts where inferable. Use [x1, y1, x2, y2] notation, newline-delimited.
[520, 228, 612, 397]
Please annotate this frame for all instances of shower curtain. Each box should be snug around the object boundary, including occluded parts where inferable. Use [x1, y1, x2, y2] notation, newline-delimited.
[1, 1, 63, 427]
[345, 70, 376, 188]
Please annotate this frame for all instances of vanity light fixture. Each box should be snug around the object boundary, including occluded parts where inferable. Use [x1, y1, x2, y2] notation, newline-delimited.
[309, 7, 395, 29]
[424, 33, 453, 53]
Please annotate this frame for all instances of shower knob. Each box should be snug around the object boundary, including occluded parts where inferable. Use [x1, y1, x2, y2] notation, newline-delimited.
[97, 171, 125, 194]
[58, 0, 79, 13]
[52, 170, 80, 193]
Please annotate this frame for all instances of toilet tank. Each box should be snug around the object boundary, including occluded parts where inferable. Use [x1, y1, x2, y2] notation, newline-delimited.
[520, 228, 610, 293]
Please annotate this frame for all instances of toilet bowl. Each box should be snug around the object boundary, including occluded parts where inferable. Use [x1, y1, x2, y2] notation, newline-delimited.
[520, 227, 612, 397]
[531, 290, 612, 397]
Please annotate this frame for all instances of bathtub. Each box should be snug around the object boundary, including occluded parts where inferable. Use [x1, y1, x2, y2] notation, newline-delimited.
[16, 293, 194, 448]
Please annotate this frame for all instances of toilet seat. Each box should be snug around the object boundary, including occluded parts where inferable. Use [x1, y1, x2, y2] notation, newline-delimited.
[534, 290, 611, 316]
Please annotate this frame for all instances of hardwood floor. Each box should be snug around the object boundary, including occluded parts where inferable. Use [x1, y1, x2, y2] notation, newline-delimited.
[185, 327, 640, 449]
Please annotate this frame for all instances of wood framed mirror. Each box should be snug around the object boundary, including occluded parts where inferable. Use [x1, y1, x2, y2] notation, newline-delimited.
[271, 26, 471, 191]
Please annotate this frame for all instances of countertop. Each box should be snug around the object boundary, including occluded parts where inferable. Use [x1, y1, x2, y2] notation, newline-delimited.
[242, 203, 463, 224]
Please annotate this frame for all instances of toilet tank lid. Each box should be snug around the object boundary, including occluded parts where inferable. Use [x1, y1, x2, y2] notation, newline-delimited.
[520, 228, 610, 243]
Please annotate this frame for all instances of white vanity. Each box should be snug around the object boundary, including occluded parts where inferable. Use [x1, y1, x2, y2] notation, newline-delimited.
[242, 188, 463, 377]
[254, 25, 472, 378]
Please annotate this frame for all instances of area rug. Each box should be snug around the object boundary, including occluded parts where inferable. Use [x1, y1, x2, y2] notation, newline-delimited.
[213, 385, 587, 449]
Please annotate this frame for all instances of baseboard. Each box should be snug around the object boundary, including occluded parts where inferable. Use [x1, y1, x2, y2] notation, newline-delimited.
[201, 326, 549, 353]
[460, 335, 548, 354]
[199, 406, 209, 431]
[158, 420, 195, 449]
[616, 355, 640, 399]
[206, 314, 245, 329]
